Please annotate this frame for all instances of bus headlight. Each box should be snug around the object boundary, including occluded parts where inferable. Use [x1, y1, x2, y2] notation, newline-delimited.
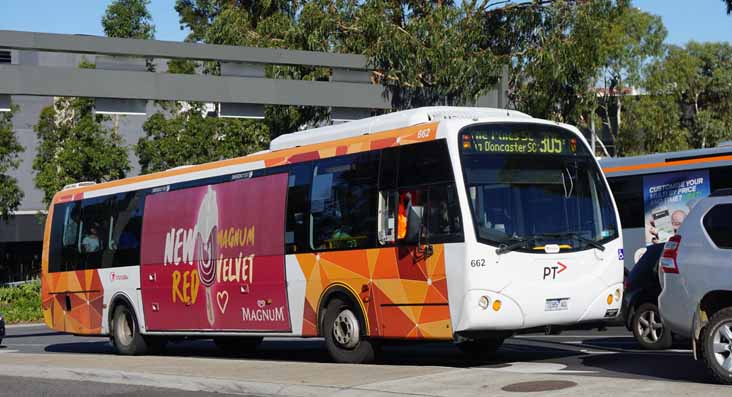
[614, 289, 621, 301]
[478, 296, 490, 310]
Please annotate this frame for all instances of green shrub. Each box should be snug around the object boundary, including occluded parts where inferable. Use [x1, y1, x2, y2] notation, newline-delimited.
[0, 280, 43, 323]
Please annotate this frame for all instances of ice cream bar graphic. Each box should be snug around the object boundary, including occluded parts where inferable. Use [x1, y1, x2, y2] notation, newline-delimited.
[194, 185, 219, 326]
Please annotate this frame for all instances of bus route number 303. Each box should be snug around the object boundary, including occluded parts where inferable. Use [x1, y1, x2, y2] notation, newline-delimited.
[470, 258, 486, 268]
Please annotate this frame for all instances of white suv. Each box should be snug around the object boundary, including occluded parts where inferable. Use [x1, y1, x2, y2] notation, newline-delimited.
[658, 189, 732, 384]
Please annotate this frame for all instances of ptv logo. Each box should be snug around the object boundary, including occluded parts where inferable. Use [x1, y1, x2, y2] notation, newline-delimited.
[543, 262, 568, 280]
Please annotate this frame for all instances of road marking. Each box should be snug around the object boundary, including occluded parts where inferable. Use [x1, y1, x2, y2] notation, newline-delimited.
[0, 350, 19, 354]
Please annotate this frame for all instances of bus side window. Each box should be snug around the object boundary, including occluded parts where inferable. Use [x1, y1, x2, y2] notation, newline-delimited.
[49, 201, 82, 272]
[79, 197, 113, 270]
[310, 152, 379, 251]
[426, 183, 463, 243]
[109, 191, 144, 268]
[285, 163, 313, 254]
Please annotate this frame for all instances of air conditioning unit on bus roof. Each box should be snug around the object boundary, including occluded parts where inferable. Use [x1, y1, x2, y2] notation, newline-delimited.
[62, 181, 96, 191]
[269, 106, 531, 151]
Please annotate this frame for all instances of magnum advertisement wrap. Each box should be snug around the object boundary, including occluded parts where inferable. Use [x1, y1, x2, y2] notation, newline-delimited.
[140, 174, 291, 331]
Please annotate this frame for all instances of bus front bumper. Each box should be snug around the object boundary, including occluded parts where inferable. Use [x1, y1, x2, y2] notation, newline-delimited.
[454, 284, 623, 332]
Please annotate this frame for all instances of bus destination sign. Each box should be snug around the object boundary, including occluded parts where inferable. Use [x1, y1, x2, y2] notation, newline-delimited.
[462, 130, 578, 155]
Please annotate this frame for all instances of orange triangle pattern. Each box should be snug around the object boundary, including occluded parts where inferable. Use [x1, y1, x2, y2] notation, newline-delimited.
[42, 269, 104, 334]
[296, 245, 452, 340]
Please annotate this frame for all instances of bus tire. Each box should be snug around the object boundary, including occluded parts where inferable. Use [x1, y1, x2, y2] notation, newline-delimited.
[456, 337, 504, 359]
[323, 297, 375, 364]
[214, 336, 263, 354]
[701, 307, 732, 385]
[111, 304, 149, 355]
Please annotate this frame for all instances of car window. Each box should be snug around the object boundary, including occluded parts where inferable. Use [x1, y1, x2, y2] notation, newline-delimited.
[703, 204, 732, 249]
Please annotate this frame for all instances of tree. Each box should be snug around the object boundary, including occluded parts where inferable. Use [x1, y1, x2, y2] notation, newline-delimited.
[33, 96, 130, 204]
[102, 0, 155, 39]
[136, 109, 269, 174]
[596, 5, 666, 154]
[337, 1, 502, 109]
[0, 107, 24, 220]
[643, 42, 732, 149]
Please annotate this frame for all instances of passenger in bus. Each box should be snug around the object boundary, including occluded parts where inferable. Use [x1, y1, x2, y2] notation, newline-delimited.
[81, 224, 101, 253]
[398, 192, 412, 239]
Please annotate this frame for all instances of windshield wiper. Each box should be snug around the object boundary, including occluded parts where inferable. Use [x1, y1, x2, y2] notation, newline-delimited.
[537, 232, 606, 251]
[495, 236, 540, 255]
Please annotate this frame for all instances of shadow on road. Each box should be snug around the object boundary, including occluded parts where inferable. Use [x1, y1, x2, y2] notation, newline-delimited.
[41, 334, 715, 384]
[43, 337, 583, 368]
[580, 350, 713, 383]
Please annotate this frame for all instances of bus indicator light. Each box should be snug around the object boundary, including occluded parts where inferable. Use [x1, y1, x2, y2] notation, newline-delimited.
[492, 300, 502, 311]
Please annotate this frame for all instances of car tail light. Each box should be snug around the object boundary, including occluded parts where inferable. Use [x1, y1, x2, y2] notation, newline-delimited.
[660, 235, 681, 274]
[624, 278, 630, 291]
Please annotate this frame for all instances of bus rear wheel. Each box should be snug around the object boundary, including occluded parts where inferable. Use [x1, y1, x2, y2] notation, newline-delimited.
[323, 298, 376, 364]
[111, 304, 162, 355]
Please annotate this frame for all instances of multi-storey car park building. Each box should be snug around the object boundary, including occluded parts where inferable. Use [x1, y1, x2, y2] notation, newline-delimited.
[0, 49, 152, 283]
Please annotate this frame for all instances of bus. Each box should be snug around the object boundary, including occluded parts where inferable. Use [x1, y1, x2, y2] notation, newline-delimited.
[41, 107, 623, 363]
[601, 144, 732, 269]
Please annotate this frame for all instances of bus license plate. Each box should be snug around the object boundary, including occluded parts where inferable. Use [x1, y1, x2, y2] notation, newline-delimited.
[545, 298, 569, 312]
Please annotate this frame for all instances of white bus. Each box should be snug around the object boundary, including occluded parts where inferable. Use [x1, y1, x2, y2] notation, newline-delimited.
[42, 107, 623, 363]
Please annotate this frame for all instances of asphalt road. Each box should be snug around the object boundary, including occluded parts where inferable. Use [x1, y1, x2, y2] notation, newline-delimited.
[0, 323, 723, 396]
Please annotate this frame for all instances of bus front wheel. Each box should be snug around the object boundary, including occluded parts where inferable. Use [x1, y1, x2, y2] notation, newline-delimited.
[323, 297, 376, 363]
[111, 304, 161, 355]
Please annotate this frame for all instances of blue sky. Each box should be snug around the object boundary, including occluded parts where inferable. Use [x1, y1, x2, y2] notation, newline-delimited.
[0, 1, 730, 45]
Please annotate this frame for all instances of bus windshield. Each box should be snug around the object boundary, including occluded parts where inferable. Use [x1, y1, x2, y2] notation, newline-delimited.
[459, 123, 618, 252]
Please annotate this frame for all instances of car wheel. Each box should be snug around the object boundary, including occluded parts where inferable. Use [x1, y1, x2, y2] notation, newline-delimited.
[702, 307, 732, 385]
[632, 303, 672, 350]
[323, 297, 376, 363]
[214, 336, 263, 354]
[112, 304, 151, 355]
[456, 337, 504, 359]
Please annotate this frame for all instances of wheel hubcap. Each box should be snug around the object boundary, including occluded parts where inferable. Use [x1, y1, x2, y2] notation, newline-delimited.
[638, 309, 664, 344]
[332, 309, 360, 349]
[712, 321, 732, 372]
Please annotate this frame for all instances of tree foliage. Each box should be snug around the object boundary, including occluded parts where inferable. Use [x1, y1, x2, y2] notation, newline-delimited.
[33, 97, 130, 204]
[639, 42, 732, 151]
[157, 0, 729, 158]
[136, 109, 269, 174]
[0, 107, 24, 220]
[102, 0, 156, 39]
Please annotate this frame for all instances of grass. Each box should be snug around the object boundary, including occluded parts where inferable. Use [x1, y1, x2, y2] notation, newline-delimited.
[0, 280, 43, 323]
